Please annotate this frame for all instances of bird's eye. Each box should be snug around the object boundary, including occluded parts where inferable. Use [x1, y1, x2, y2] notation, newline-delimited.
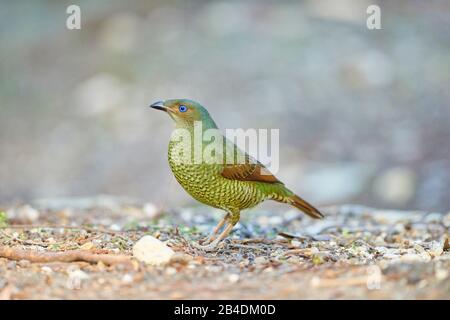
[178, 105, 187, 112]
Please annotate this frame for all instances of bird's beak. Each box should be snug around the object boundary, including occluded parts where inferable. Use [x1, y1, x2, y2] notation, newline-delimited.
[150, 100, 167, 112]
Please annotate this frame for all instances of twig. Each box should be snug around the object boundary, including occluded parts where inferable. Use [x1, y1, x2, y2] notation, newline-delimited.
[283, 248, 315, 258]
[230, 243, 267, 252]
[277, 232, 311, 241]
[0, 246, 133, 266]
[237, 238, 288, 245]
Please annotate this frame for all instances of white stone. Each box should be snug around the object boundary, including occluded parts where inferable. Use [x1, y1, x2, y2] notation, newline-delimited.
[142, 203, 159, 219]
[121, 274, 134, 284]
[41, 266, 53, 275]
[435, 269, 448, 281]
[109, 224, 121, 231]
[67, 269, 90, 290]
[429, 241, 444, 257]
[132, 235, 175, 266]
[227, 274, 240, 283]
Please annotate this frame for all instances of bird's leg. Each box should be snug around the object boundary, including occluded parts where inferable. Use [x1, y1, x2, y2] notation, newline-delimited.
[193, 211, 240, 251]
[193, 223, 234, 251]
[201, 213, 230, 245]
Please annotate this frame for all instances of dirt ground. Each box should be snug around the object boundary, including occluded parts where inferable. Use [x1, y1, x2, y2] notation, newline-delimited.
[0, 197, 448, 299]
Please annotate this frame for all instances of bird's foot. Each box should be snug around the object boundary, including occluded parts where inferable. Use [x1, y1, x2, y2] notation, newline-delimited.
[199, 235, 217, 245]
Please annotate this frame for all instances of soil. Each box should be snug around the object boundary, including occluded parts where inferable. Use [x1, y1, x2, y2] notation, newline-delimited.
[0, 198, 448, 299]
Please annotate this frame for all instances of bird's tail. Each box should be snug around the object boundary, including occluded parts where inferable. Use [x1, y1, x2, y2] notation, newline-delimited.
[286, 194, 324, 219]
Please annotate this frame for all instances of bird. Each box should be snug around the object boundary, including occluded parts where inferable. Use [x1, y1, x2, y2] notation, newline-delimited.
[150, 99, 323, 251]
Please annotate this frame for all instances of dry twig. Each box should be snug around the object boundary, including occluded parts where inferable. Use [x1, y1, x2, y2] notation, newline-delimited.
[0, 246, 132, 266]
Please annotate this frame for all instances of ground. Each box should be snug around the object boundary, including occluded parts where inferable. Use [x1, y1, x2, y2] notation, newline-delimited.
[0, 197, 448, 299]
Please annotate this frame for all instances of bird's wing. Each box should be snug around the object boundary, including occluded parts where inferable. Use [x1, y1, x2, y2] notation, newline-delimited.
[220, 138, 282, 184]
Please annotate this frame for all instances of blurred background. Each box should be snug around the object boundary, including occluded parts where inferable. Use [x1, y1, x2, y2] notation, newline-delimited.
[0, 0, 449, 212]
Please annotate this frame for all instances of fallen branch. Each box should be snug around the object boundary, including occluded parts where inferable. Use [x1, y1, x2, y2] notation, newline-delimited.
[0, 246, 133, 266]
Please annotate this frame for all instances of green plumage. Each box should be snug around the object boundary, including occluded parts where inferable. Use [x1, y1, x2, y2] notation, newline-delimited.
[150, 99, 323, 249]
[168, 138, 291, 215]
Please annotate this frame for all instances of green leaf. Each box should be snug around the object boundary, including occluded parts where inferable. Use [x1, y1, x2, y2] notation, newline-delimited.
[0, 211, 8, 228]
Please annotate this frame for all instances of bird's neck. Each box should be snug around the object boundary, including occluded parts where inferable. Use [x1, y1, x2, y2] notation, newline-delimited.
[176, 119, 218, 132]
[169, 119, 223, 165]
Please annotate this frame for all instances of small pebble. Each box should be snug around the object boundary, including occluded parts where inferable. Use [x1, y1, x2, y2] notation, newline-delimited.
[121, 274, 134, 284]
[227, 274, 240, 283]
[41, 266, 53, 275]
[6, 261, 17, 270]
[254, 256, 268, 264]
[18, 260, 31, 268]
[132, 235, 175, 266]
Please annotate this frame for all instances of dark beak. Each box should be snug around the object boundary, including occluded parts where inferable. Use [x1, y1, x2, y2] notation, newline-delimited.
[150, 100, 167, 112]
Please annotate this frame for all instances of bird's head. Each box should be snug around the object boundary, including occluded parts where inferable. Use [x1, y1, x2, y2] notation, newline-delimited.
[149, 99, 217, 129]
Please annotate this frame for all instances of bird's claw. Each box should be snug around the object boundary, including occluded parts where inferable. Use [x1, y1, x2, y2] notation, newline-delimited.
[199, 235, 217, 245]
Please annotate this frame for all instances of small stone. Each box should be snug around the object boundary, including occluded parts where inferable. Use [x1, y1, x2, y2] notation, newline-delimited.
[400, 254, 426, 263]
[6, 261, 16, 270]
[310, 276, 321, 288]
[239, 259, 250, 267]
[428, 241, 444, 257]
[18, 260, 30, 268]
[227, 274, 240, 283]
[132, 235, 175, 266]
[383, 253, 400, 260]
[67, 269, 90, 290]
[165, 267, 177, 276]
[121, 274, 134, 284]
[110, 224, 121, 231]
[254, 256, 268, 264]
[435, 268, 448, 281]
[291, 240, 303, 247]
[41, 266, 53, 275]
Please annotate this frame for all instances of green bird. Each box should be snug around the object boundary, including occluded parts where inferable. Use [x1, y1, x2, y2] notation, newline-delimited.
[150, 99, 323, 250]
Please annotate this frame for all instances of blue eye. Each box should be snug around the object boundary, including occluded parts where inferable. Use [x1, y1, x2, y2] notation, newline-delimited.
[179, 105, 187, 112]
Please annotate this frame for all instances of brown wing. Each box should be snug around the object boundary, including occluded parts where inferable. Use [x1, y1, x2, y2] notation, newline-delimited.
[218, 136, 283, 184]
[221, 150, 282, 184]
[221, 162, 282, 184]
